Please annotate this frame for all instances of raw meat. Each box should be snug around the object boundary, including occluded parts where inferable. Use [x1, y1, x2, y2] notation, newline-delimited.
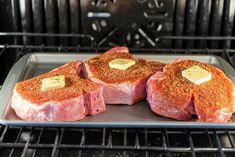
[83, 46, 165, 105]
[11, 61, 106, 121]
[147, 60, 235, 122]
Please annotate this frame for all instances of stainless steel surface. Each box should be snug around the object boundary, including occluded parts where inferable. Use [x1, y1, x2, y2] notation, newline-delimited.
[0, 53, 234, 128]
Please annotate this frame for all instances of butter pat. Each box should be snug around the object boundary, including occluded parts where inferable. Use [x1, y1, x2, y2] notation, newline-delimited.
[109, 58, 136, 70]
[182, 66, 212, 85]
[41, 75, 65, 92]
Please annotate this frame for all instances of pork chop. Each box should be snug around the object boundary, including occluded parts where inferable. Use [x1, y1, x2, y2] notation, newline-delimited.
[11, 61, 106, 121]
[83, 46, 165, 105]
[147, 60, 235, 122]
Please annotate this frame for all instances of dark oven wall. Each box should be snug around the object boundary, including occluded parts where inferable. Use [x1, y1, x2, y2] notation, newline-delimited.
[1, 0, 235, 48]
[0, 0, 235, 83]
[0, 0, 17, 84]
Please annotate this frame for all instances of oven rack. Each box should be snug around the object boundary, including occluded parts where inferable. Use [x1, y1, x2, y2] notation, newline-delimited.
[0, 126, 235, 157]
[0, 32, 234, 84]
[0, 33, 235, 60]
[0, 32, 235, 157]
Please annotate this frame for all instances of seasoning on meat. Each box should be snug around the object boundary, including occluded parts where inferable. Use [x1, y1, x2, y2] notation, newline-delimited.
[83, 46, 165, 105]
[147, 59, 235, 122]
[11, 61, 106, 121]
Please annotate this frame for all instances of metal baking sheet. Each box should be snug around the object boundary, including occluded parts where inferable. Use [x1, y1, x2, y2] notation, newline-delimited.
[0, 53, 235, 128]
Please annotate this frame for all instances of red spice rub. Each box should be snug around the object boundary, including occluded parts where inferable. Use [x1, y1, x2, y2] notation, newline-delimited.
[147, 59, 235, 122]
[87, 52, 165, 84]
[83, 46, 165, 105]
[15, 62, 99, 104]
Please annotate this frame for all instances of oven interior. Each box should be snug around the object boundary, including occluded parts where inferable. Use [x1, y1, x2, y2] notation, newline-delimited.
[0, 0, 235, 156]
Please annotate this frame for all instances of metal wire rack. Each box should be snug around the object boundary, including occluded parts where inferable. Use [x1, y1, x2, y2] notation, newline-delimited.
[0, 32, 235, 157]
[0, 126, 235, 157]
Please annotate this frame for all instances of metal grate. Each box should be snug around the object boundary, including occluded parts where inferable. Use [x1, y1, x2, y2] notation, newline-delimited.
[0, 32, 235, 84]
[0, 33, 235, 84]
[0, 32, 235, 157]
[0, 126, 235, 157]
[6, 0, 235, 49]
